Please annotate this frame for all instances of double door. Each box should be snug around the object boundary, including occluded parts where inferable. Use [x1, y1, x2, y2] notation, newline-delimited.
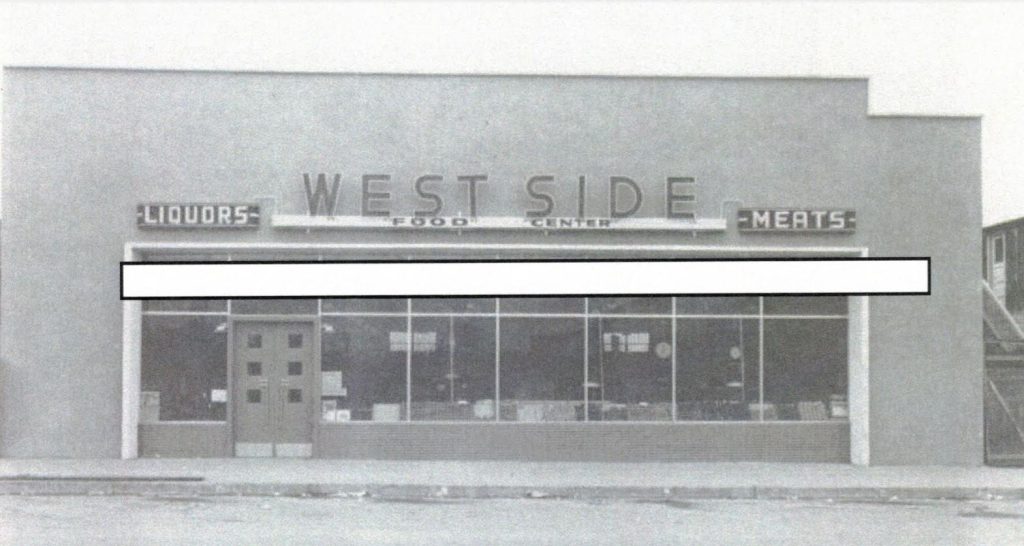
[233, 321, 316, 457]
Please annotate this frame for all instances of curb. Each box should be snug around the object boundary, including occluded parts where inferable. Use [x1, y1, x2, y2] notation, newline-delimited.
[2, 481, 1023, 501]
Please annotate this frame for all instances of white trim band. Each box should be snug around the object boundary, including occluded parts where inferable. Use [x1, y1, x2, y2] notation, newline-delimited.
[122, 259, 928, 298]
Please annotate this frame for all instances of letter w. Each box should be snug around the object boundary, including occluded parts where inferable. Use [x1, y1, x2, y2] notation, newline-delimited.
[304, 173, 341, 216]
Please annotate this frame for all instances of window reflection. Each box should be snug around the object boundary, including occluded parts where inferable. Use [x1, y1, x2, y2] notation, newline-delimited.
[140, 316, 227, 422]
[675, 297, 758, 316]
[232, 299, 317, 315]
[676, 319, 760, 421]
[322, 299, 406, 314]
[763, 297, 847, 316]
[321, 317, 406, 421]
[590, 297, 671, 315]
[763, 319, 848, 421]
[500, 318, 585, 421]
[412, 298, 495, 314]
[587, 318, 672, 421]
[410, 317, 496, 420]
[499, 298, 584, 314]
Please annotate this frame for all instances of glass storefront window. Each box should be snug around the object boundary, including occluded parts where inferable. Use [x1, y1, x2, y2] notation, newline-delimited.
[763, 296, 847, 316]
[762, 319, 848, 421]
[139, 288, 850, 426]
[587, 318, 672, 421]
[499, 297, 585, 314]
[322, 298, 406, 314]
[140, 315, 228, 421]
[675, 297, 759, 316]
[411, 298, 496, 314]
[676, 319, 760, 421]
[321, 317, 407, 421]
[590, 297, 671, 315]
[232, 299, 318, 315]
[410, 317, 496, 421]
[499, 318, 585, 421]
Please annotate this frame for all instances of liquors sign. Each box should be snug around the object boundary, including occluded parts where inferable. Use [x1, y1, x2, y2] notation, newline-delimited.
[137, 203, 261, 228]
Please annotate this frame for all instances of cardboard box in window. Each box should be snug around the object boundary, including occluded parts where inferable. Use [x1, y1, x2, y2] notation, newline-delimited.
[627, 403, 672, 421]
[410, 402, 473, 421]
[372, 403, 402, 422]
[140, 391, 160, 423]
[830, 395, 849, 419]
[748, 403, 778, 421]
[516, 401, 546, 422]
[512, 401, 578, 422]
[473, 399, 495, 420]
[797, 401, 829, 421]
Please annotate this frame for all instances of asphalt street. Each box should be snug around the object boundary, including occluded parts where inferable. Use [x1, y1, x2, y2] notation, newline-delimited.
[1, 495, 1023, 545]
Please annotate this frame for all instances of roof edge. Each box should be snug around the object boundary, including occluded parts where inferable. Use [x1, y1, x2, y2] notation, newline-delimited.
[2, 65, 872, 82]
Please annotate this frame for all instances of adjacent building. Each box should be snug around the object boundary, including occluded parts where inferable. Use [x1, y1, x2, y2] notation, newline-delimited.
[983, 217, 1024, 465]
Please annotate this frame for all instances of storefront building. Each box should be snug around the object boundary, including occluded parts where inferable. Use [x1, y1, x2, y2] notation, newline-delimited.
[1, 68, 981, 464]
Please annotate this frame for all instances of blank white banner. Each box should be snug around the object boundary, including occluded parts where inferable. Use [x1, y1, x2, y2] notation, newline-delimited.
[121, 259, 929, 298]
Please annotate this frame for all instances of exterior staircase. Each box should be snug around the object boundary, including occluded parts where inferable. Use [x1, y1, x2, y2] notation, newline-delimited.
[983, 280, 1024, 352]
[983, 280, 1024, 465]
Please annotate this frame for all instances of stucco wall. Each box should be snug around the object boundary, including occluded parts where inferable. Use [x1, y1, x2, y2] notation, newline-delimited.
[1, 69, 980, 463]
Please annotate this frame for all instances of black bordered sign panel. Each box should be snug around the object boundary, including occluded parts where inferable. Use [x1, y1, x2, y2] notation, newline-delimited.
[137, 203, 261, 229]
[737, 208, 856, 233]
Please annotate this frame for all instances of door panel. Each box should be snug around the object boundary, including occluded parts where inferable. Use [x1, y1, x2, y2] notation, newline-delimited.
[233, 321, 315, 457]
[273, 325, 315, 452]
[233, 323, 276, 456]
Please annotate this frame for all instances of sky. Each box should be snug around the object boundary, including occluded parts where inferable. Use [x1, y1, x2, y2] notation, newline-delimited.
[1, 2, 1021, 225]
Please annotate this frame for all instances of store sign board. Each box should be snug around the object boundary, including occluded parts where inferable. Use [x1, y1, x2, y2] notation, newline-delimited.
[274, 172, 725, 232]
[137, 203, 260, 228]
[298, 173, 700, 220]
[737, 209, 856, 233]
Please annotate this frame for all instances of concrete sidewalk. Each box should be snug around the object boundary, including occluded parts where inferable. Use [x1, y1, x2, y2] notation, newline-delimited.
[2, 459, 1023, 500]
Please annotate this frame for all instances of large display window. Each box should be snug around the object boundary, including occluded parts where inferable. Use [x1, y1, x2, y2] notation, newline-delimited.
[500, 318, 586, 421]
[140, 315, 228, 422]
[587, 317, 673, 421]
[138, 294, 849, 424]
[321, 316, 407, 421]
[410, 316, 496, 421]
[676, 319, 760, 421]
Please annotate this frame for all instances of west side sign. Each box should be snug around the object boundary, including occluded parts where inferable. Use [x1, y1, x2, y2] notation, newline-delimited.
[273, 172, 726, 232]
